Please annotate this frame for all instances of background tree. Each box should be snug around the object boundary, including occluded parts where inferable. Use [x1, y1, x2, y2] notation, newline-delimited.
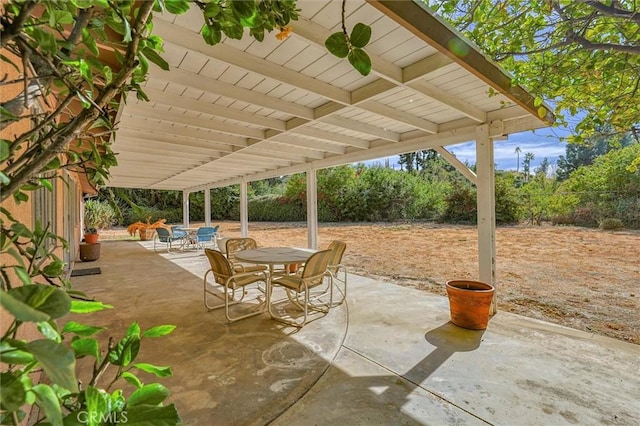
[522, 152, 535, 182]
[426, 1, 640, 152]
[556, 126, 635, 180]
[515, 146, 521, 173]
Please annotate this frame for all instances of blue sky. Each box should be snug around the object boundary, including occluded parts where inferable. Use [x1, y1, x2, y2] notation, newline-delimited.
[370, 126, 572, 172]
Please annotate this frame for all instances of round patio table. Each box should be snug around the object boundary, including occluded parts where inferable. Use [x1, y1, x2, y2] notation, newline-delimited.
[233, 247, 317, 273]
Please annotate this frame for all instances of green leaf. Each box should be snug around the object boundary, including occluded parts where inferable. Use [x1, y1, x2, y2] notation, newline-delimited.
[142, 325, 176, 338]
[133, 363, 172, 378]
[533, 96, 543, 107]
[14, 266, 32, 286]
[164, 0, 190, 15]
[0, 340, 35, 364]
[50, 10, 74, 26]
[14, 190, 28, 204]
[348, 48, 372, 76]
[30, 28, 57, 55]
[85, 386, 110, 426]
[26, 340, 78, 393]
[62, 321, 106, 336]
[82, 28, 99, 56]
[325, 32, 349, 58]
[203, 2, 221, 18]
[109, 335, 140, 367]
[45, 157, 62, 171]
[103, 65, 113, 84]
[121, 372, 143, 389]
[70, 300, 113, 313]
[38, 177, 53, 191]
[0, 105, 18, 122]
[31, 384, 63, 426]
[0, 372, 26, 412]
[127, 322, 141, 337]
[0, 171, 10, 185]
[1, 289, 50, 322]
[350, 23, 371, 48]
[38, 320, 61, 342]
[71, 338, 100, 360]
[201, 24, 222, 45]
[43, 260, 65, 278]
[537, 106, 547, 118]
[128, 383, 170, 407]
[141, 47, 169, 71]
[222, 22, 244, 40]
[231, 0, 256, 19]
[121, 404, 180, 426]
[8, 285, 71, 320]
[0, 139, 9, 161]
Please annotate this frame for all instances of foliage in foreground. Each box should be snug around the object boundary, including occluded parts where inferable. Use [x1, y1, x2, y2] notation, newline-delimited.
[1, 0, 330, 424]
[0, 212, 179, 425]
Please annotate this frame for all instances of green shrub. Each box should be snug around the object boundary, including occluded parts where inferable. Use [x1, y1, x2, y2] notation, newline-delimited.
[599, 218, 624, 230]
[440, 183, 477, 224]
[613, 196, 640, 228]
[495, 175, 522, 224]
[571, 202, 603, 227]
[248, 195, 305, 221]
[84, 199, 117, 230]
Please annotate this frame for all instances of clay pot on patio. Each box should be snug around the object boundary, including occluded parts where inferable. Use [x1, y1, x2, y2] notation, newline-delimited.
[446, 280, 495, 330]
[138, 228, 156, 241]
[79, 243, 101, 262]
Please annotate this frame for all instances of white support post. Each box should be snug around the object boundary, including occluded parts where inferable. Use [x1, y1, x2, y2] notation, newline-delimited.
[204, 188, 211, 227]
[240, 180, 248, 237]
[475, 124, 497, 314]
[306, 168, 318, 249]
[182, 191, 190, 227]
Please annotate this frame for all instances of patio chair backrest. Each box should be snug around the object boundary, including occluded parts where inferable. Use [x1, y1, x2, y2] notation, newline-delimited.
[225, 238, 258, 263]
[197, 226, 217, 241]
[156, 227, 173, 242]
[204, 249, 234, 285]
[300, 249, 332, 288]
[326, 240, 347, 275]
[171, 226, 187, 238]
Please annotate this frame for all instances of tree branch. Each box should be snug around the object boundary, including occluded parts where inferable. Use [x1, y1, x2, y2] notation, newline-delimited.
[580, 0, 640, 24]
[0, 1, 155, 202]
[568, 32, 640, 55]
[0, 1, 37, 48]
[65, 7, 94, 49]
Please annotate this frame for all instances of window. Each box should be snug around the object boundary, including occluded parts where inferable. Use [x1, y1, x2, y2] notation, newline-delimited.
[32, 175, 57, 240]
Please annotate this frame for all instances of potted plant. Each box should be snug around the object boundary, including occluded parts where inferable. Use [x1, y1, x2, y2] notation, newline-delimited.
[84, 227, 99, 244]
[127, 218, 167, 241]
[83, 199, 116, 243]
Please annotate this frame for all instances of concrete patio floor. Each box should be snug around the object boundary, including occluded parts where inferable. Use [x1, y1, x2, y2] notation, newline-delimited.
[70, 240, 639, 425]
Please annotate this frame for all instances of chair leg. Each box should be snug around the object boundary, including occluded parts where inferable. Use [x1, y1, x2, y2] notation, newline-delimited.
[268, 277, 331, 327]
[331, 267, 347, 307]
[204, 271, 265, 322]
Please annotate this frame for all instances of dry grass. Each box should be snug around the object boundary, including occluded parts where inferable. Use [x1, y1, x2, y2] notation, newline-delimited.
[102, 221, 640, 344]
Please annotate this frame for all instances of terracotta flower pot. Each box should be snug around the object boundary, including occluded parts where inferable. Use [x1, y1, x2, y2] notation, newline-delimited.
[446, 280, 495, 330]
[84, 233, 99, 244]
[138, 228, 156, 241]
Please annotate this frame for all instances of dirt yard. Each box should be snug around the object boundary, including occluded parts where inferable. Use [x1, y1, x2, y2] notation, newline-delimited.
[103, 222, 639, 344]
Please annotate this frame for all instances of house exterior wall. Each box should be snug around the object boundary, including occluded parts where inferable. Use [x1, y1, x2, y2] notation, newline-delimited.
[0, 51, 84, 338]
